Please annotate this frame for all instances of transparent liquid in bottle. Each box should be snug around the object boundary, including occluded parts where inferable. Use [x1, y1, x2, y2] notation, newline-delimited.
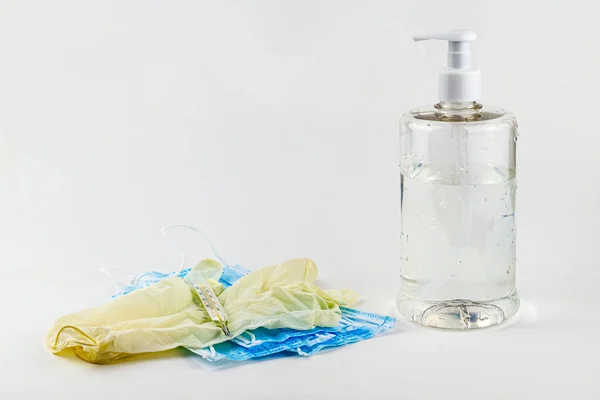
[397, 103, 520, 329]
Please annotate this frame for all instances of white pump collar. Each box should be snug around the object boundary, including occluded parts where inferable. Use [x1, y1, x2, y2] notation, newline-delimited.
[413, 30, 481, 103]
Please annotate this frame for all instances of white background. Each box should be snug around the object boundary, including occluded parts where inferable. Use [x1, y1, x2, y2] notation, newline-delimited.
[1, 1, 599, 399]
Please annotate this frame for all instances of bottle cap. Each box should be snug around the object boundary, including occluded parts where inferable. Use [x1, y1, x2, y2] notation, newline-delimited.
[413, 30, 481, 102]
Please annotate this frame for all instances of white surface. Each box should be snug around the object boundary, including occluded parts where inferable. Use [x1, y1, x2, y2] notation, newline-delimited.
[1, 1, 599, 399]
[413, 29, 481, 102]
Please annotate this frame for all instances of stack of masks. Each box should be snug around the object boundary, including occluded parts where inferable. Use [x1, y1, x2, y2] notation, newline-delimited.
[119, 263, 395, 362]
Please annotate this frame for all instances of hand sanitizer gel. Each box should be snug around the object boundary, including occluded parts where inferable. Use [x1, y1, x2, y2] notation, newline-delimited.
[397, 30, 519, 329]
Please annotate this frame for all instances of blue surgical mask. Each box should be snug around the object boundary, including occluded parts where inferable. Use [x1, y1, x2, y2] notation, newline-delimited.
[188, 306, 395, 361]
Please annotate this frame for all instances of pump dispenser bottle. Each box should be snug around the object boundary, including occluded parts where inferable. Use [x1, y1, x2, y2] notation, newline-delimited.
[397, 30, 519, 329]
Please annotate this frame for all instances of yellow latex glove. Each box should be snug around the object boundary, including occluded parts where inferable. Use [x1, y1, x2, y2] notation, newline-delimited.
[46, 258, 358, 364]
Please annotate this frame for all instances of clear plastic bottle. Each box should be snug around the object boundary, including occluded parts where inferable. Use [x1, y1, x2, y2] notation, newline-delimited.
[397, 31, 520, 329]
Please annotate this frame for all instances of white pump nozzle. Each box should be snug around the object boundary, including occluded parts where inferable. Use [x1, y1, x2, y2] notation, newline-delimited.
[413, 30, 481, 103]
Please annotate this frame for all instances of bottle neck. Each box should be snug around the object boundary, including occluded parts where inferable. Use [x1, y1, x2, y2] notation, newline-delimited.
[434, 101, 482, 121]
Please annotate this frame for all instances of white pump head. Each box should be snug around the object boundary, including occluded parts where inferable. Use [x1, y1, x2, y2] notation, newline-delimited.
[413, 30, 481, 103]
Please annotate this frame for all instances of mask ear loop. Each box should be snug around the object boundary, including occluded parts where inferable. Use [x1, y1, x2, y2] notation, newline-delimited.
[160, 224, 230, 272]
[99, 267, 139, 292]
